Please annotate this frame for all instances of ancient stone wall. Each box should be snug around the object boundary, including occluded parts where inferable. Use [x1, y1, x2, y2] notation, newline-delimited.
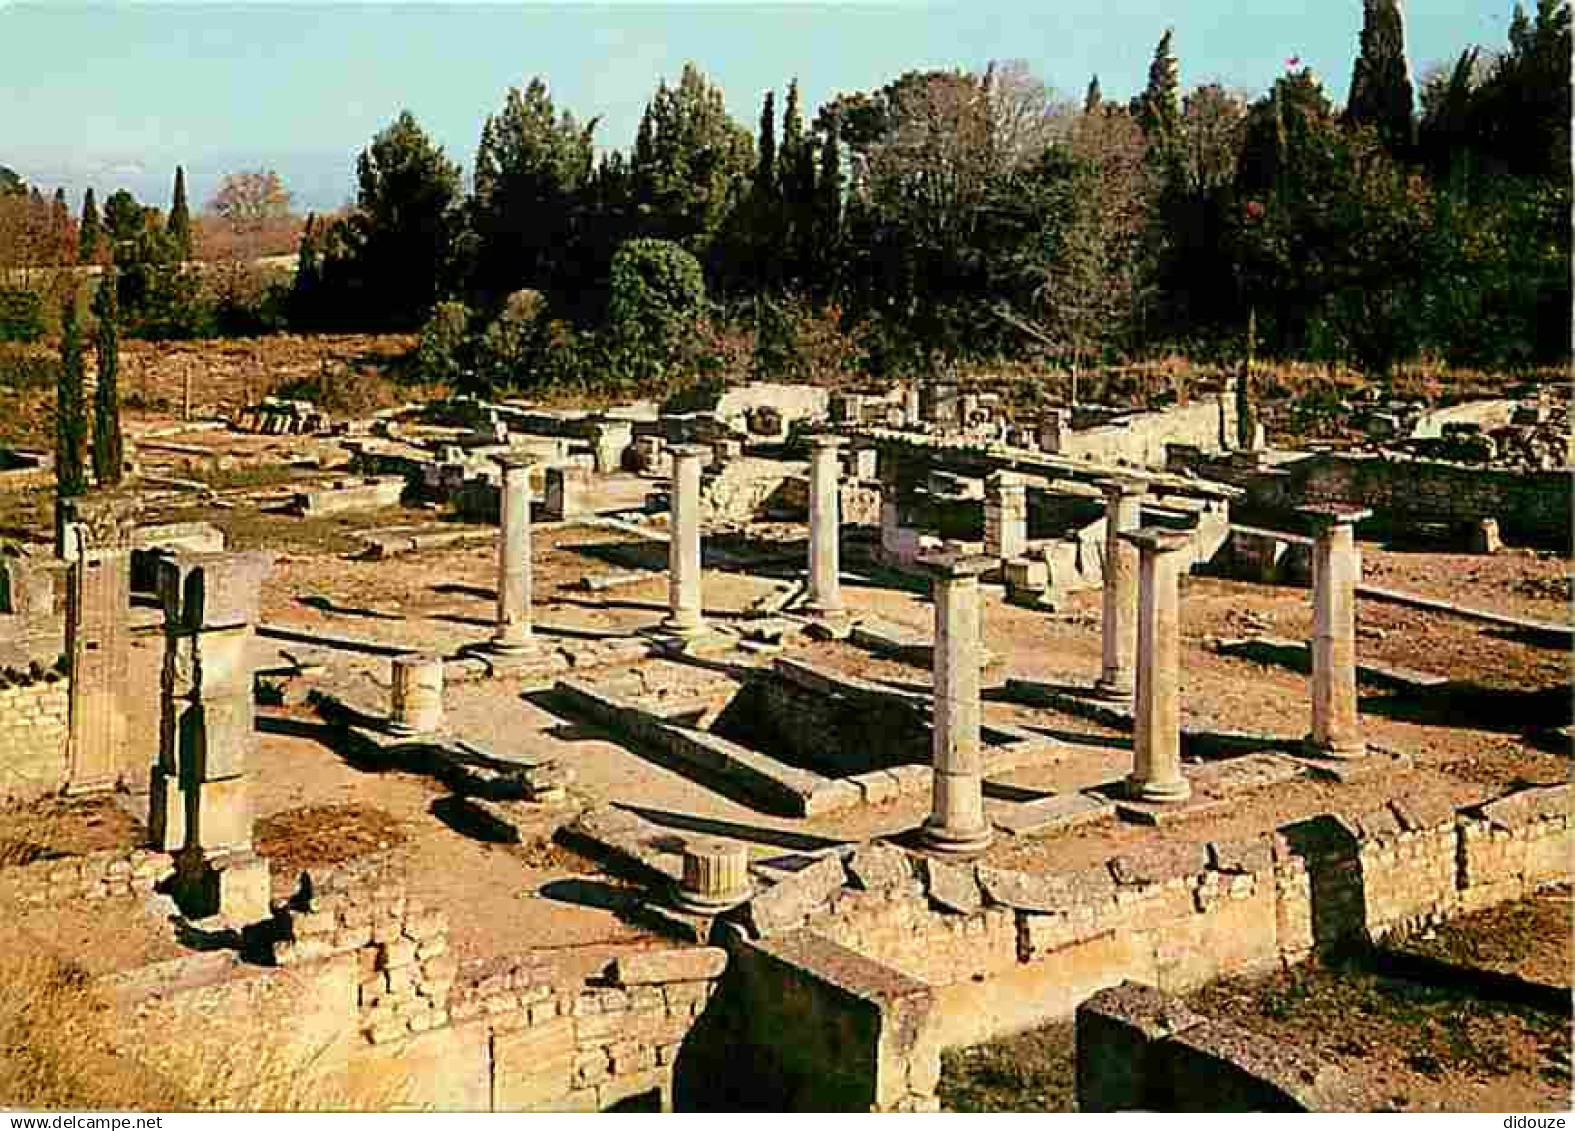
[1056, 396, 1235, 468]
[0, 665, 70, 800]
[0, 844, 172, 905]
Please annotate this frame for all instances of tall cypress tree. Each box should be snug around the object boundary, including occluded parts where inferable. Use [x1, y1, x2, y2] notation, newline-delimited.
[78, 187, 101, 265]
[755, 89, 778, 199]
[1135, 29, 1182, 142]
[779, 79, 807, 205]
[167, 165, 193, 260]
[56, 295, 89, 500]
[813, 115, 844, 293]
[91, 271, 123, 485]
[1345, 0, 1416, 153]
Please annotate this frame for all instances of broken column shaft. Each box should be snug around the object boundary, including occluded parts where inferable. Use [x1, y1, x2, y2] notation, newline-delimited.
[804, 435, 846, 619]
[920, 553, 995, 855]
[491, 454, 536, 653]
[1123, 527, 1193, 803]
[1095, 477, 1146, 700]
[984, 472, 1028, 562]
[389, 653, 445, 736]
[1303, 505, 1371, 759]
[663, 445, 709, 635]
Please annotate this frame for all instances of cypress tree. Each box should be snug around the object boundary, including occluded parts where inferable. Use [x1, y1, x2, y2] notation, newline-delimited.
[78, 187, 101, 265]
[779, 79, 807, 205]
[1136, 29, 1181, 141]
[56, 295, 89, 500]
[755, 89, 778, 199]
[814, 115, 844, 290]
[1084, 74, 1103, 114]
[1345, 0, 1415, 153]
[168, 165, 193, 260]
[91, 271, 123, 485]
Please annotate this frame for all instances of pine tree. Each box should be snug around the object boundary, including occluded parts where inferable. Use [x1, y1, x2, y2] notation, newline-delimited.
[167, 165, 193, 260]
[1135, 29, 1181, 141]
[78, 187, 101, 265]
[1345, 0, 1416, 153]
[90, 272, 124, 485]
[755, 89, 778, 199]
[1084, 75, 1103, 114]
[56, 295, 89, 500]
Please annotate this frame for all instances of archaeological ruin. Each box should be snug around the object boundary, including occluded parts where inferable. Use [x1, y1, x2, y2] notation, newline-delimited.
[0, 368, 1569, 1112]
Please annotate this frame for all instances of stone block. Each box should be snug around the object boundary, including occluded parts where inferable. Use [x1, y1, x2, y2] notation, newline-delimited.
[1076, 981, 1205, 1112]
[846, 843, 914, 892]
[612, 947, 728, 987]
[173, 696, 255, 782]
[158, 551, 273, 632]
[922, 858, 983, 915]
[743, 853, 847, 937]
[188, 775, 254, 852]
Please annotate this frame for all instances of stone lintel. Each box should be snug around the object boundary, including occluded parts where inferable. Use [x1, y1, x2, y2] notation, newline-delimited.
[1120, 527, 1193, 555]
[1297, 504, 1372, 529]
[667, 443, 712, 460]
[1095, 475, 1149, 498]
[915, 551, 996, 580]
[807, 434, 847, 450]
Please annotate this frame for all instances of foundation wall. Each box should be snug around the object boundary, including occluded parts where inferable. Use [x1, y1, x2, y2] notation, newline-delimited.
[1056, 396, 1235, 468]
[0, 670, 69, 799]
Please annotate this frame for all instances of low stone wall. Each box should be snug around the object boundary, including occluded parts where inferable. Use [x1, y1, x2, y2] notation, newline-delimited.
[0, 665, 70, 800]
[1055, 395, 1235, 468]
[746, 784, 1570, 1053]
[0, 845, 172, 905]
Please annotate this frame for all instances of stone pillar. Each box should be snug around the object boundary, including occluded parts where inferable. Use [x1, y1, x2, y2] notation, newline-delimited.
[1037, 409, 1069, 454]
[1123, 528, 1193, 803]
[155, 551, 274, 924]
[59, 494, 138, 795]
[491, 455, 535, 653]
[663, 445, 709, 635]
[805, 435, 846, 619]
[1303, 505, 1371, 759]
[983, 472, 1028, 562]
[542, 464, 590, 522]
[389, 653, 444, 736]
[674, 838, 751, 913]
[919, 553, 996, 855]
[1094, 478, 1146, 700]
[903, 384, 922, 427]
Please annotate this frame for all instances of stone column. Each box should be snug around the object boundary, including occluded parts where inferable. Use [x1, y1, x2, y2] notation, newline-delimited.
[805, 435, 846, 619]
[674, 838, 751, 913]
[983, 472, 1028, 562]
[661, 445, 709, 635]
[1095, 478, 1146, 700]
[1123, 528, 1193, 803]
[155, 551, 274, 924]
[491, 455, 535, 653]
[388, 653, 444, 736]
[542, 464, 589, 522]
[1303, 505, 1371, 759]
[919, 553, 996, 855]
[59, 494, 138, 795]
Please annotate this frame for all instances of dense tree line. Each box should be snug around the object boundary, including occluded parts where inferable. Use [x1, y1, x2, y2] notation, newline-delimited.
[7, 1, 1571, 392]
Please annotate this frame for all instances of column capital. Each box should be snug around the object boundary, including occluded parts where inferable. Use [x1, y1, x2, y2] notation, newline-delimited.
[1120, 527, 1193, 556]
[1298, 503, 1372, 530]
[807, 433, 847, 451]
[916, 551, 997, 580]
[1094, 475, 1148, 499]
[667, 443, 712, 461]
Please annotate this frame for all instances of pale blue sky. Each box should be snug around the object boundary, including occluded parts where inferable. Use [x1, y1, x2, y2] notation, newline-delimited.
[1, 1, 1514, 212]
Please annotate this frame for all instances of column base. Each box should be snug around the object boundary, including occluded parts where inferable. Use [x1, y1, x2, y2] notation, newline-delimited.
[62, 774, 118, 797]
[487, 633, 541, 656]
[174, 848, 272, 926]
[670, 883, 752, 916]
[1091, 675, 1134, 702]
[1127, 774, 1192, 804]
[802, 599, 848, 621]
[1302, 735, 1368, 761]
[659, 614, 708, 638]
[919, 818, 994, 856]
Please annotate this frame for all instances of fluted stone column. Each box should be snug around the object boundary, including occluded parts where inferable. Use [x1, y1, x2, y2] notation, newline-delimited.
[389, 653, 444, 736]
[919, 553, 995, 855]
[675, 838, 751, 913]
[984, 472, 1027, 562]
[805, 435, 846, 619]
[1095, 478, 1146, 700]
[1303, 505, 1371, 759]
[663, 445, 709, 635]
[1124, 528, 1193, 804]
[59, 493, 138, 795]
[491, 455, 536, 653]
